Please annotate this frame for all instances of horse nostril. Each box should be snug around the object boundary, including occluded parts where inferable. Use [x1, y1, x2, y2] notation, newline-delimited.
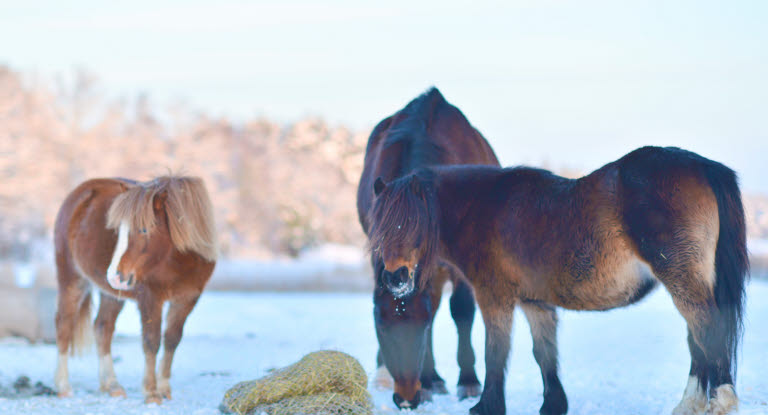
[395, 266, 409, 284]
[118, 271, 135, 286]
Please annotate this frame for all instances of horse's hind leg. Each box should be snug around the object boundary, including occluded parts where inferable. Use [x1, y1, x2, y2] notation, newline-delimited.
[659, 268, 738, 415]
[94, 293, 125, 397]
[470, 288, 515, 415]
[158, 295, 200, 400]
[450, 279, 481, 399]
[54, 271, 92, 397]
[521, 301, 568, 415]
[673, 329, 708, 415]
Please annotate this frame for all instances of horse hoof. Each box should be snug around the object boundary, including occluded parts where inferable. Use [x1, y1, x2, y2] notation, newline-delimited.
[108, 386, 126, 398]
[420, 388, 433, 402]
[705, 384, 738, 415]
[430, 379, 449, 395]
[470, 397, 505, 415]
[57, 389, 72, 398]
[457, 383, 482, 400]
[160, 388, 172, 400]
[145, 393, 163, 405]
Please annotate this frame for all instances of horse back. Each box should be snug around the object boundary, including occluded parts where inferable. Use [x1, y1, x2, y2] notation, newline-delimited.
[357, 88, 499, 232]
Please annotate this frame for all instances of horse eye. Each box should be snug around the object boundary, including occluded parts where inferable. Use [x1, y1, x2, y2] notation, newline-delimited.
[140, 228, 147, 234]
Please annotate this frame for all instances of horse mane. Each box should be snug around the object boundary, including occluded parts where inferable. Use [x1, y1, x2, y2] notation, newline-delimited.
[368, 171, 439, 291]
[383, 87, 449, 169]
[106, 175, 218, 262]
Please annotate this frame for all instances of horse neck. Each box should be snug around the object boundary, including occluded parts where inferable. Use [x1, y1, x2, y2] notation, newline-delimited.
[380, 136, 443, 179]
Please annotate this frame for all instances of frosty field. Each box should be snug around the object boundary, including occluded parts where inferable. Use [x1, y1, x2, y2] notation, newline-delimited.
[0, 281, 766, 415]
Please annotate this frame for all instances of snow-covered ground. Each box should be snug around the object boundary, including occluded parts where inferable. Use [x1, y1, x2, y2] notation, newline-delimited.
[1, 281, 767, 415]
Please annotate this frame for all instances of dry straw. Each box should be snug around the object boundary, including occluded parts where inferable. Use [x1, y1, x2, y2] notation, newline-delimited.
[219, 350, 373, 415]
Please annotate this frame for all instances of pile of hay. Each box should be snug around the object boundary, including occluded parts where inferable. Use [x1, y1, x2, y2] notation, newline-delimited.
[219, 350, 373, 415]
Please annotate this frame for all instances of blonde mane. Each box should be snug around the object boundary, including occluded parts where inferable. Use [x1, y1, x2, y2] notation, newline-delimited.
[106, 176, 218, 262]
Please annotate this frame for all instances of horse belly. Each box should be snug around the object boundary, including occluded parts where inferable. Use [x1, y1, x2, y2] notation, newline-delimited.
[553, 254, 656, 311]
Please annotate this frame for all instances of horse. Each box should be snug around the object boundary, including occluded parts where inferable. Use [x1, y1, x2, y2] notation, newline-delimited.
[357, 87, 500, 409]
[53, 175, 217, 404]
[369, 146, 748, 415]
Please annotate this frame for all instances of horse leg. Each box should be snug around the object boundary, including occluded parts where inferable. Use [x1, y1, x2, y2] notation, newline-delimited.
[94, 293, 125, 397]
[420, 281, 447, 397]
[138, 292, 163, 404]
[673, 329, 708, 415]
[157, 295, 200, 400]
[373, 349, 394, 390]
[695, 309, 737, 415]
[54, 277, 91, 397]
[520, 301, 568, 415]
[470, 288, 514, 415]
[662, 275, 738, 415]
[450, 279, 481, 400]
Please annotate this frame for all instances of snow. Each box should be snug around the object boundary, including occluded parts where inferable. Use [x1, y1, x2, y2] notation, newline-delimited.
[207, 246, 371, 292]
[1, 281, 767, 414]
[750, 239, 768, 256]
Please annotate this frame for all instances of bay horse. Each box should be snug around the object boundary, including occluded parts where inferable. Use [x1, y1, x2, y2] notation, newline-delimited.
[369, 146, 748, 415]
[53, 175, 217, 404]
[357, 87, 499, 409]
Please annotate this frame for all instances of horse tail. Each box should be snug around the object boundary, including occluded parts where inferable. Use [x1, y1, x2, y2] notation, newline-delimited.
[703, 162, 749, 380]
[70, 291, 94, 356]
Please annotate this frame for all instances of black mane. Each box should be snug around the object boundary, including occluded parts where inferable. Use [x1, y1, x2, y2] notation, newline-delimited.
[383, 87, 450, 171]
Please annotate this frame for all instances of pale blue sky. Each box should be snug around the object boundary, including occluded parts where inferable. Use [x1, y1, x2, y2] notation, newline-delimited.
[2, 0, 766, 191]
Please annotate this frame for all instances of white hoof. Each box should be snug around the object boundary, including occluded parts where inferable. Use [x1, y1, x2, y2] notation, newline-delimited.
[705, 384, 738, 415]
[673, 376, 707, 415]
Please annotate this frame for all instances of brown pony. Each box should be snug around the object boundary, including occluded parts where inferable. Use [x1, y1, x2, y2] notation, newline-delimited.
[53, 175, 217, 404]
[357, 87, 499, 409]
[370, 146, 748, 415]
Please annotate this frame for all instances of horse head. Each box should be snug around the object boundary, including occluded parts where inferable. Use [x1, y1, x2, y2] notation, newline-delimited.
[369, 172, 439, 298]
[105, 176, 217, 290]
[369, 171, 441, 409]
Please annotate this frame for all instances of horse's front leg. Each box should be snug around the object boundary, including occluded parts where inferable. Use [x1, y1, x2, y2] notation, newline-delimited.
[450, 279, 481, 399]
[94, 293, 126, 397]
[138, 291, 163, 404]
[470, 288, 515, 415]
[157, 295, 200, 400]
[420, 279, 447, 398]
[520, 301, 567, 415]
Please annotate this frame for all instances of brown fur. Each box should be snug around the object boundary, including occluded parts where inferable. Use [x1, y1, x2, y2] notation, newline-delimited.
[359, 88, 499, 408]
[53, 176, 217, 403]
[370, 146, 748, 415]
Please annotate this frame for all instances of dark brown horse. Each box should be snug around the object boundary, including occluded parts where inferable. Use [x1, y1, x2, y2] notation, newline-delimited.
[370, 146, 748, 415]
[53, 175, 217, 404]
[357, 87, 499, 409]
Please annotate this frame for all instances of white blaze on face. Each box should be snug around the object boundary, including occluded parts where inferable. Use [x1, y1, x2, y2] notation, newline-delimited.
[106, 222, 132, 290]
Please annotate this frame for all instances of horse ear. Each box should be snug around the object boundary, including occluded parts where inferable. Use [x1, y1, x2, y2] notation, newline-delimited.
[373, 177, 387, 196]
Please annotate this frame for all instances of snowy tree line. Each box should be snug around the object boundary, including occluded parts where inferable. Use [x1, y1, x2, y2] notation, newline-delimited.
[1, 66, 767, 262]
[0, 67, 367, 260]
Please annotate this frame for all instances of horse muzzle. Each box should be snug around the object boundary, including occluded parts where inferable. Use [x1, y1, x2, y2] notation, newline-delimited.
[382, 266, 415, 298]
[108, 271, 135, 290]
[393, 390, 422, 410]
